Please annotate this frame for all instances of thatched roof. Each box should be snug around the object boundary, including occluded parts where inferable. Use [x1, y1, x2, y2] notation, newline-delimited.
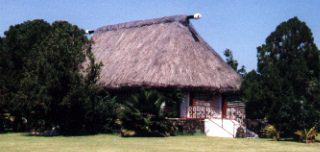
[91, 15, 241, 92]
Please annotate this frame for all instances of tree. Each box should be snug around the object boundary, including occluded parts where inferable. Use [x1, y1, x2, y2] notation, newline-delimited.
[253, 17, 320, 136]
[224, 49, 247, 76]
[0, 20, 111, 134]
[224, 49, 238, 71]
[0, 37, 5, 132]
[241, 70, 269, 119]
[1, 20, 52, 131]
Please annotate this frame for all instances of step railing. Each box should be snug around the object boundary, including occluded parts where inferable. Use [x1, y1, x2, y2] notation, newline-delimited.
[187, 105, 218, 119]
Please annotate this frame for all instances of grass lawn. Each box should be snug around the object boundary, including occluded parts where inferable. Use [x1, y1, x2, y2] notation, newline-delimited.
[0, 133, 319, 152]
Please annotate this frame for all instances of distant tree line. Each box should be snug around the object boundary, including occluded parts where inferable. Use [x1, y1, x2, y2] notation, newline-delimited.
[225, 17, 320, 138]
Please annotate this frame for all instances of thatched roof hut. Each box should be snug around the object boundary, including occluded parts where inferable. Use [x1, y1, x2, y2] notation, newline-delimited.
[91, 14, 241, 93]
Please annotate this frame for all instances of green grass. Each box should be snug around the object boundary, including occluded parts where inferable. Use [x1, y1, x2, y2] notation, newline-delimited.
[0, 133, 319, 152]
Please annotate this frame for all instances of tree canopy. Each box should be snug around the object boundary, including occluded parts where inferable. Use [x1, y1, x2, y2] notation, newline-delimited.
[224, 49, 246, 77]
[224, 49, 238, 71]
[243, 17, 320, 136]
[0, 20, 112, 134]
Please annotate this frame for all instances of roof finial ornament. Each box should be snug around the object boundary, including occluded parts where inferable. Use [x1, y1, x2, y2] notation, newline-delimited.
[85, 30, 94, 34]
[193, 13, 202, 20]
[187, 13, 202, 20]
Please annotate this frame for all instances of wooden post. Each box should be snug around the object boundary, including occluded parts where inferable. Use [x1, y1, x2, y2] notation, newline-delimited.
[222, 96, 228, 119]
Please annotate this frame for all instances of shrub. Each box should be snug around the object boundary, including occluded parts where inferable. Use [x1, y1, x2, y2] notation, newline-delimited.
[120, 129, 136, 137]
[84, 90, 119, 134]
[119, 109, 171, 137]
[236, 126, 246, 138]
[294, 126, 318, 143]
[264, 124, 280, 140]
[118, 89, 176, 137]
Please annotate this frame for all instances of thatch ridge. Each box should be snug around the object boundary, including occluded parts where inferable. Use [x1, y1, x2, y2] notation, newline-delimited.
[95, 15, 189, 33]
[91, 15, 242, 92]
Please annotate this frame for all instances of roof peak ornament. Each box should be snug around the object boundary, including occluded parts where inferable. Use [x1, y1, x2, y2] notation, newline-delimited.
[85, 30, 94, 34]
[187, 13, 202, 20]
[193, 13, 202, 20]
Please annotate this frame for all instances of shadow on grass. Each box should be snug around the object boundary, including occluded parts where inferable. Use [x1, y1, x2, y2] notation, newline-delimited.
[0, 130, 27, 134]
[264, 137, 320, 144]
[20, 132, 205, 138]
[20, 131, 119, 137]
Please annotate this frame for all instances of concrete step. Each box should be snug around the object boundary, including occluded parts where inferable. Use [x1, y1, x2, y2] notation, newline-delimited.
[204, 118, 240, 138]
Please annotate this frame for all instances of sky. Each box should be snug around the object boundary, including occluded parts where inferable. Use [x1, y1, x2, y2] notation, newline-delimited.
[1, 0, 319, 70]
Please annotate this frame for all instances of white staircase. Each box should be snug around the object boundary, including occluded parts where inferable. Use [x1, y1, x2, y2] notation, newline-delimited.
[204, 118, 241, 138]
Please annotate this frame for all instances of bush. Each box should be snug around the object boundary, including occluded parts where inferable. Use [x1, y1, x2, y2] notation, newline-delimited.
[118, 89, 177, 137]
[294, 126, 318, 143]
[264, 124, 280, 140]
[0, 114, 6, 132]
[119, 115, 172, 137]
[84, 90, 119, 134]
[236, 126, 246, 138]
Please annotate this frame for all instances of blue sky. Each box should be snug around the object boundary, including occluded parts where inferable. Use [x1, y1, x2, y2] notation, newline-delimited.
[1, 0, 319, 70]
